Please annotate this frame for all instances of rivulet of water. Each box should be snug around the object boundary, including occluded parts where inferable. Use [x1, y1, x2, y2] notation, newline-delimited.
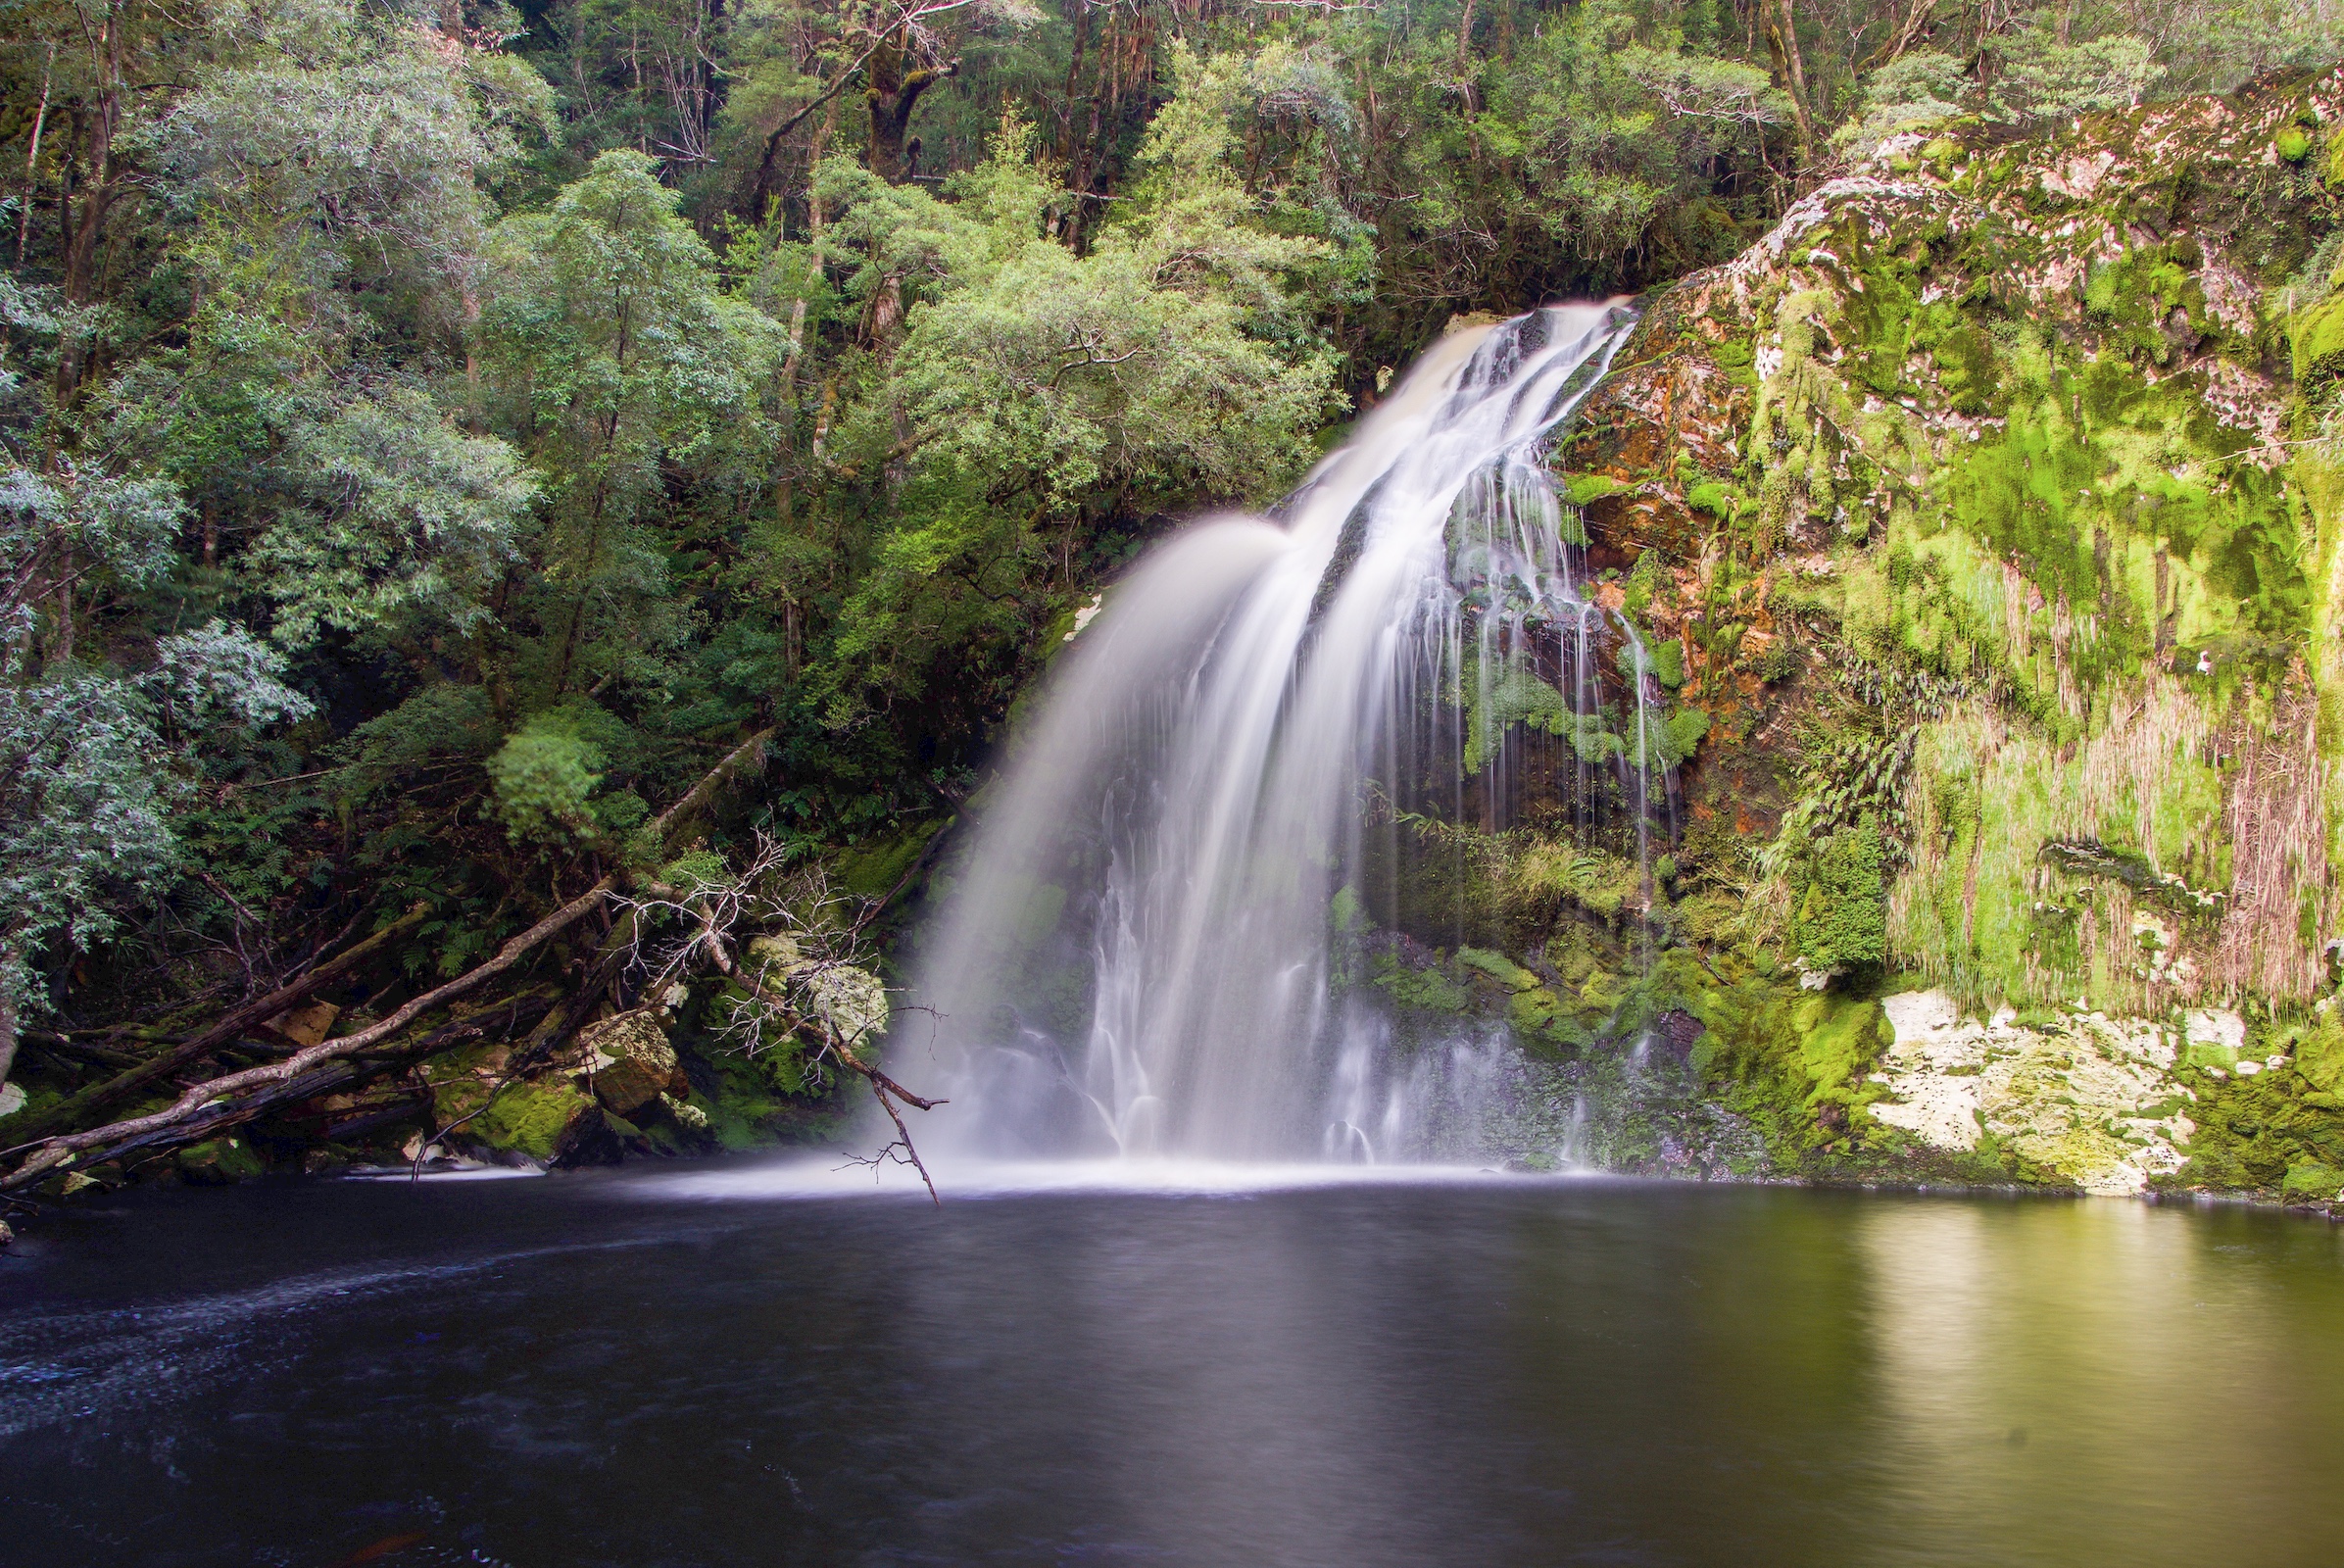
[908, 303, 1655, 1162]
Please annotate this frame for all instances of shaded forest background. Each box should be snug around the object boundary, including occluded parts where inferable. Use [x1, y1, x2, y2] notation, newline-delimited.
[0, 0, 2331, 1120]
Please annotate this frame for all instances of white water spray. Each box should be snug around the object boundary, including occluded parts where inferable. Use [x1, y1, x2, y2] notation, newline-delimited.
[909, 303, 1663, 1163]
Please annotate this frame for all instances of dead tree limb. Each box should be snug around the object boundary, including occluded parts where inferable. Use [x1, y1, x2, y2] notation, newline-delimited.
[3, 902, 431, 1146]
[718, 956, 945, 1205]
[1, 879, 616, 1190]
[649, 728, 774, 843]
[2, 729, 778, 1192]
[88, 995, 559, 1179]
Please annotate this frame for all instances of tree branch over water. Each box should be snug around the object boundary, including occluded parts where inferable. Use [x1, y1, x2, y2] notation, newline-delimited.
[1, 729, 785, 1193]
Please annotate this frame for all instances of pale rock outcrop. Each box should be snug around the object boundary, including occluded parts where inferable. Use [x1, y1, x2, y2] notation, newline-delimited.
[1872, 991, 2197, 1196]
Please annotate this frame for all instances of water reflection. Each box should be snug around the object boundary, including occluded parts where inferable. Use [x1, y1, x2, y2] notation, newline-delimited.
[1854, 1200, 2344, 1565]
[0, 1175, 2338, 1567]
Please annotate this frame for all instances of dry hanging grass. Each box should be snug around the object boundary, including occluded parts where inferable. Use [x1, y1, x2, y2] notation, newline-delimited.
[2210, 669, 2332, 1001]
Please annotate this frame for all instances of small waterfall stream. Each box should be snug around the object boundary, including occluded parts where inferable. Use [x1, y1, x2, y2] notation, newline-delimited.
[911, 302, 1675, 1163]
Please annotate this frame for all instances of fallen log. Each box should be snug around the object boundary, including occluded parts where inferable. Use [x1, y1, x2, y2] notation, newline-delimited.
[3, 903, 430, 1146]
[1, 729, 777, 1192]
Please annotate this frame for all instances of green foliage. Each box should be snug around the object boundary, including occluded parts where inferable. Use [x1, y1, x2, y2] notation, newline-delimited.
[9, 0, 2343, 1181]
[1506, 842, 1641, 921]
[1795, 823, 1888, 972]
[480, 149, 785, 701]
[1465, 665, 1572, 774]
[1370, 951, 1472, 1011]
[256, 390, 535, 649]
[486, 713, 606, 846]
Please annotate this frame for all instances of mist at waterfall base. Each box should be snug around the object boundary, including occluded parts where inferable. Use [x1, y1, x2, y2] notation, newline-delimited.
[905, 301, 1678, 1174]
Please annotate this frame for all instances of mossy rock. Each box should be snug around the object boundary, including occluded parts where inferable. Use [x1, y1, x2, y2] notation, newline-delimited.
[1370, 952, 1472, 1012]
[177, 1137, 267, 1185]
[473, 1079, 598, 1162]
[2276, 124, 2315, 165]
[2282, 1160, 2344, 1202]
[2297, 1015, 2344, 1093]
[2291, 294, 2344, 383]
[579, 1011, 686, 1116]
[832, 822, 941, 898]
[745, 933, 890, 1045]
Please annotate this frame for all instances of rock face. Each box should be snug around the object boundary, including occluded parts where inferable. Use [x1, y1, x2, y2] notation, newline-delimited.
[1872, 991, 2195, 1195]
[1561, 73, 2341, 1015]
[1386, 69, 2344, 1204]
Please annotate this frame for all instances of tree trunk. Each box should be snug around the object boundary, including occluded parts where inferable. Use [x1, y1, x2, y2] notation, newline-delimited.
[57, 8, 129, 400]
[1765, 0, 1817, 168]
[0, 959, 20, 1100]
[863, 28, 957, 184]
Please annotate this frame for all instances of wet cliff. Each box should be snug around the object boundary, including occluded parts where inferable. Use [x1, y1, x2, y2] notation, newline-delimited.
[1355, 69, 2344, 1204]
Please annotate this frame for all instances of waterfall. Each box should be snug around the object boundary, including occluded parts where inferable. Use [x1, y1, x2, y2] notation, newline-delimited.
[909, 302, 1665, 1164]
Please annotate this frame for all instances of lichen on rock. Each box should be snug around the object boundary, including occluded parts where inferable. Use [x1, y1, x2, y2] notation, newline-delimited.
[745, 933, 891, 1046]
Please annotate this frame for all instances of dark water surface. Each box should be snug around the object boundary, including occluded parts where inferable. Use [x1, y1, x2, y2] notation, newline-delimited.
[3, 1165, 2341, 1567]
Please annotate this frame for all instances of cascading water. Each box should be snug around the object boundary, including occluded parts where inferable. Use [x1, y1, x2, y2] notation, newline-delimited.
[909, 301, 1678, 1165]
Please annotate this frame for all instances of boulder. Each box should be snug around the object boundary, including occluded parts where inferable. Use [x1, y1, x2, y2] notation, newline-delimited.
[744, 934, 890, 1045]
[579, 1011, 689, 1116]
[267, 1000, 340, 1047]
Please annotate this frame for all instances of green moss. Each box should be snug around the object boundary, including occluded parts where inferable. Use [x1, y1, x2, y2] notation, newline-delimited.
[2298, 1013, 2344, 1092]
[1507, 985, 1569, 1044]
[1464, 665, 1574, 774]
[2282, 1161, 2344, 1200]
[176, 1137, 267, 1184]
[2290, 294, 2344, 384]
[473, 1079, 594, 1160]
[1563, 473, 1628, 506]
[2181, 1065, 2344, 1193]
[1686, 480, 1736, 519]
[1792, 992, 1891, 1108]
[832, 821, 942, 897]
[1622, 551, 1668, 616]
[1689, 979, 1894, 1163]
[1458, 946, 1540, 991]
[2276, 125, 2315, 165]
[1795, 823, 1888, 972]
[1711, 337, 1756, 385]
[1370, 951, 1471, 1011]
[1940, 340, 2304, 672]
